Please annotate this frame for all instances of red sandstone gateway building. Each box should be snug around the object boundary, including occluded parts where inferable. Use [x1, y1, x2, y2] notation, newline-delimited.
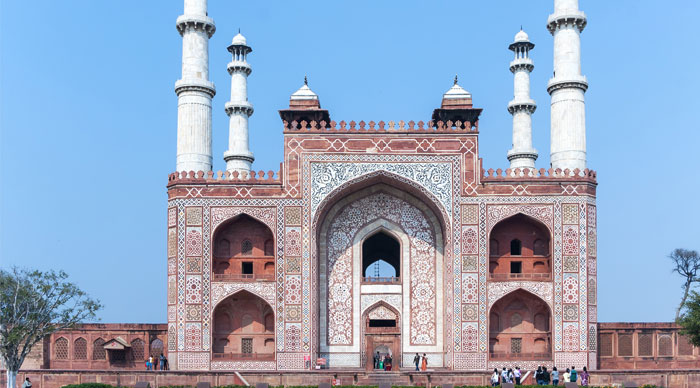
[6, 0, 700, 385]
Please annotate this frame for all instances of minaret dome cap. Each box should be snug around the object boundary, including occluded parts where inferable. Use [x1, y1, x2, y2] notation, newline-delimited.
[514, 29, 530, 43]
[231, 32, 247, 45]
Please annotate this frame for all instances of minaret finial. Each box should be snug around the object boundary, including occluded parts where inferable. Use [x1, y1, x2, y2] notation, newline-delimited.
[238, 27, 241, 33]
[304, 75, 308, 86]
[454, 74, 458, 85]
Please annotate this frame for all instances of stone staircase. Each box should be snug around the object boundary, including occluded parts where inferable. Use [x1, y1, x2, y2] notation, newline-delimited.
[357, 371, 412, 386]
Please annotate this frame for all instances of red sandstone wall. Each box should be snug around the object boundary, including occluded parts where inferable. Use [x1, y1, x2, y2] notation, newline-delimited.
[3, 370, 700, 388]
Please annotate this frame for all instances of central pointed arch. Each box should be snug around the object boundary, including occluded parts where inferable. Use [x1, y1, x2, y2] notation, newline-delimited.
[314, 179, 446, 368]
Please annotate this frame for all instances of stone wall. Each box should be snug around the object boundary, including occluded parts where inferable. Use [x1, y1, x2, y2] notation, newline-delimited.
[598, 322, 700, 370]
[3, 369, 700, 388]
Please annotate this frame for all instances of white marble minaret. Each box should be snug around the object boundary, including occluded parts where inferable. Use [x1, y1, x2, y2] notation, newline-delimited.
[507, 29, 538, 170]
[175, 0, 216, 172]
[547, 0, 588, 171]
[223, 32, 254, 174]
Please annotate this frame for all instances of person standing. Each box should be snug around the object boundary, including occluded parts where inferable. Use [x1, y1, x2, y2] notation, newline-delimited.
[570, 366, 578, 383]
[551, 367, 560, 386]
[373, 352, 380, 370]
[580, 366, 589, 386]
[22, 378, 32, 388]
[542, 367, 551, 386]
[421, 353, 428, 371]
[413, 353, 421, 371]
[491, 368, 500, 387]
[501, 367, 509, 384]
[159, 353, 165, 371]
[563, 368, 571, 383]
[514, 366, 521, 385]
[535, 366, 543, 385]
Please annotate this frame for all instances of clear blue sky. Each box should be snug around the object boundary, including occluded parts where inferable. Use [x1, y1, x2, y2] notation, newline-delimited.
[2, 0, 698, 323]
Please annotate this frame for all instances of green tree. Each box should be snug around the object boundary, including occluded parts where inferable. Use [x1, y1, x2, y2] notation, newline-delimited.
[669, 248, 700, 320]
[678, 290, 700, 346]
[0, 268, 101, 388]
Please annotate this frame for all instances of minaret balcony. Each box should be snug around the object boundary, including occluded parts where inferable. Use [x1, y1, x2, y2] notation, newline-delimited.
[227, 61, 252, 75]
[546, 75, 588, 94]
[175, 78, 216, 97]
[176, 14, 216, 37]
[507, 100, 537, 114]
[225, 101, 254, 116]
[546, 10, 587, 33]
[509, 58, 534, 73]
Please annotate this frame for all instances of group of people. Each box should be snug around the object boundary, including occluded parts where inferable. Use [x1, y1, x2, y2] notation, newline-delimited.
[145, 353, 169, 370]
[413, 353, 428, 371]
[490, 365, 590, 386]
[372, 352, 394, 370]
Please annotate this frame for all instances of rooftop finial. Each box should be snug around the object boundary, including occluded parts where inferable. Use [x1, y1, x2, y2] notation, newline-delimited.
[520, 25, 523, 31]
[238, 27, 241, 33]
[454, 74, 458, 85]
[304, 75, 308, 86]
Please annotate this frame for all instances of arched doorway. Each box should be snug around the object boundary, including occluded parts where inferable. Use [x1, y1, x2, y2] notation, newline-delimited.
[212, 290, 275, 361]
[489, 289, 552, 361]
[489, 214, 551, 280]
[316, 182, 446, 368]
[363, 303, 400, 370]
[362, 230, 400, 284]
[212, 214, 275, 281]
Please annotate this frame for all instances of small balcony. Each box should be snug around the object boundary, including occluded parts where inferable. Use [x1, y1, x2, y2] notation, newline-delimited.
[362, 276, 401, 284]
[212, 273, 275, 282]
[489, 273, 551, 281]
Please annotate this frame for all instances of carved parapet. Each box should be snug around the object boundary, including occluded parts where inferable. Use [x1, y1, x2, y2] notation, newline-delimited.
[167, 167, 282, 186]
[282, 119, 478, 133]
[481, 167, 597, 182]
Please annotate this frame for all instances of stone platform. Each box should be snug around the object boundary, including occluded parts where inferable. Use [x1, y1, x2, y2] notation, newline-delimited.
[3, 369, 700, 388]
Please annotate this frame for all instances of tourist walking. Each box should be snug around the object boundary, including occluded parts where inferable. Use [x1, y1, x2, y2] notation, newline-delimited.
[542, 367, 551, 386]
[508, 369, 515, 383]
[501, 367, 509, 383]
[563, 368, 571, 383]
[420, 353, 428, 371]
[163, 355, 169, 370]
[580, 366, 589, 386]
[514, 366, 521, 385]
[570, 366, 578, 383]
[491, 368, 500, 387]
[22, 378, 32, 388]
[413, 353, 421, 371]
[551, 367, 559, 386]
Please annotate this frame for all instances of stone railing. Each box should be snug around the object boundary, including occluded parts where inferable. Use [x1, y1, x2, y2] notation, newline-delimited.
[168, 167, 282, 185]
[482, 167, 597, 181]
[283, 119, 478, 133]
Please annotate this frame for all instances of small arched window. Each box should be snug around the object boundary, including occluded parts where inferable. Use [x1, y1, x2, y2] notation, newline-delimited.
[74, 337, 87, 360]
[131, 338, 145, 360]
[510, 239, 522, 255]
[93, 338, 106, 360]
[55, 337, 69, 359]
[150, 338, 164, 357]
[241, 239, 253, 256]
